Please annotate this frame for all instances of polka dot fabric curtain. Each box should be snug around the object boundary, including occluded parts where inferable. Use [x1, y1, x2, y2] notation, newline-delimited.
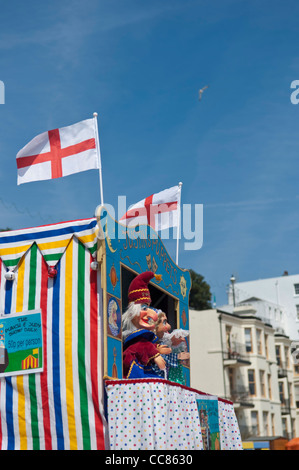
[105, 379, 242, 451]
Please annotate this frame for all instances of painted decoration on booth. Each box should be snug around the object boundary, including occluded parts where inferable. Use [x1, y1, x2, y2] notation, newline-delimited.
[0, 310, 43, 378]
[107, 295, 122, 339]
[196, 397, 221, 450]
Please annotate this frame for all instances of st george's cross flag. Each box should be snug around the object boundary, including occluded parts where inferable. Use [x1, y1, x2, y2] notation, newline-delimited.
[16, 118, 100, 185]
[120, 185, 181, 231]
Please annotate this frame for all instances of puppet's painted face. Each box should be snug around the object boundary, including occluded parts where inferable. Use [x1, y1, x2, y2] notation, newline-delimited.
[131, 304, 159, 330]
[156, 313, 171, 339]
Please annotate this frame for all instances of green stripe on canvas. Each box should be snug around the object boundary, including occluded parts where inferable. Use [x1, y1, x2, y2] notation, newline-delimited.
[43, 253, 63, 262]
[89, 244, 97, 255]
[28, 243, 40, 450]
[3, 257, 22, 267]
[77, 241, 91, 450]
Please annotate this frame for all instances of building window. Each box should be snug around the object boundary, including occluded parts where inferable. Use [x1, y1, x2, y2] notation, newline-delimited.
[256, 329, 262, 355]
[268, 374, 272, 400]
[294, 284, 299, 295]
[296, 305, 299, 320]
[282, 418, 288, 438]
[245, 328, 252, 353]
[263, 411, 269, 435]
[276, 345, 282, 367]
[251, 411, 259, 436]
[260, 370, 266, 397]
[279, 381, 285, 404]
[248, 369, 256, 396]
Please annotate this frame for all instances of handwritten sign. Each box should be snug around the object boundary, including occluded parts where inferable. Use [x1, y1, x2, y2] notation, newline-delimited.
[0, 310, 43, 378]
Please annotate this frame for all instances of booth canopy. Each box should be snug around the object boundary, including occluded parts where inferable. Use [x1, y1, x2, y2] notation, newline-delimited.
[0, 218, 98, 270]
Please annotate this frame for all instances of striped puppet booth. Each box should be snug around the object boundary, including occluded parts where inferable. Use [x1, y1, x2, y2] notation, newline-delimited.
[0, 218, 108, 450]
[0, 212, 242, 451]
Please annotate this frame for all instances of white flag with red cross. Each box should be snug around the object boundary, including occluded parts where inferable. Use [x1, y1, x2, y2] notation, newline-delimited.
[120, 185, 181, 231]
[16, 118, 100, 185]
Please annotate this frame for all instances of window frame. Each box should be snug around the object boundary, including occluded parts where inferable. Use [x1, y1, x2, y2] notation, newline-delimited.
[245, 327, 253, 353]
[251, 410, 259, 436]
[248, 369, 256, 396]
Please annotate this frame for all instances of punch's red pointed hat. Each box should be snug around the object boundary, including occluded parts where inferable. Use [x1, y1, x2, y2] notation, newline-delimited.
[128, 271, 162, 304]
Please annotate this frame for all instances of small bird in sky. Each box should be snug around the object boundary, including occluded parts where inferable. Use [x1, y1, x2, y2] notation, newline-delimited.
[198, 85, 209, 101]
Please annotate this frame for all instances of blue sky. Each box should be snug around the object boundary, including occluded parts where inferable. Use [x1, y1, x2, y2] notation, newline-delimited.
[1, 0, 299, 305]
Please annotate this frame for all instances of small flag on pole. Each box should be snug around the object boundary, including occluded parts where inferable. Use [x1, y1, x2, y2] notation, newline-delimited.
[16, 118, 100, 185]
[120, 184, 181, 232]
[120, 183, 183, 264]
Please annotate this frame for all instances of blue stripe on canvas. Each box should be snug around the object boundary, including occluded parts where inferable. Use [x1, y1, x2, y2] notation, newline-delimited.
[5, 377, 14, 450]
[51, 262, 64, 450]
[4, 276, 12, 315]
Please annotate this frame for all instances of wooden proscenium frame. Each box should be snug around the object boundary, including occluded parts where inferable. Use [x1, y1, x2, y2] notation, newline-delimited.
[95, 206, 191, 385]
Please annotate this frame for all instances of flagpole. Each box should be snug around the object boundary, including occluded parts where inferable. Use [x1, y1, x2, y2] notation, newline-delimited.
[93, 112, 104, 206]
[176, 181, 183, 265]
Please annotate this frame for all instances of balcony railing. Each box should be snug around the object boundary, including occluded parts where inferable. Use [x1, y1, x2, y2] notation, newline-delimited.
[229, 387, 254, 408]
[223, 341, 251, 365]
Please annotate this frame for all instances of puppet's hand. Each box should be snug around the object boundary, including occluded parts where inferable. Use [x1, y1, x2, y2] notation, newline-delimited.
[154, 354, 166, 370]
[157, 344, 172, 355]
[178, 351, 190, 360]
[171, 336, 185, 347]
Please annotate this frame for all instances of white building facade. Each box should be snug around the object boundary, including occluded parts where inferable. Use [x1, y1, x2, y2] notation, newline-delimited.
[190, 305, 297, 441]
[228, 273, 299, 341]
